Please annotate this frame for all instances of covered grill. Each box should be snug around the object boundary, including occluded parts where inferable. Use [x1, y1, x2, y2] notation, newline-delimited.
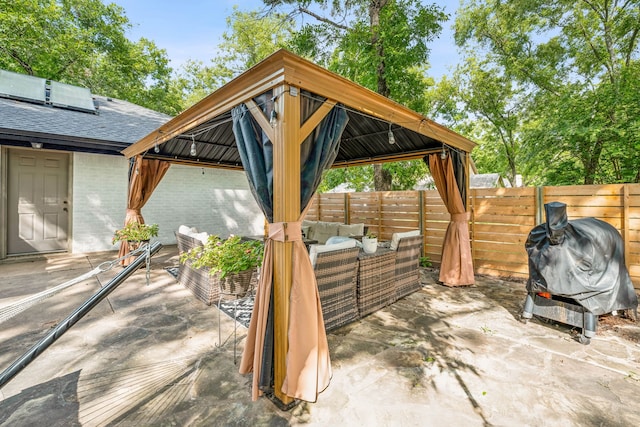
[521, 201, 638, 344]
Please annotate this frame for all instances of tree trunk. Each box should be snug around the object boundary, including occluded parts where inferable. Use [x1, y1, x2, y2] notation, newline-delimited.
[370, 0, 392, 190]
[582, 139, 604, 185]
[373, 164, 392, 191]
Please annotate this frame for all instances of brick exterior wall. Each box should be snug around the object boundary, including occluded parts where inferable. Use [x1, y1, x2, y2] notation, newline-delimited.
[71, 153, 264, 254]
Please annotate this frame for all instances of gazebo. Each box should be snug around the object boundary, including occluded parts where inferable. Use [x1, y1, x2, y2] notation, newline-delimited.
[122, 49, 476, 407]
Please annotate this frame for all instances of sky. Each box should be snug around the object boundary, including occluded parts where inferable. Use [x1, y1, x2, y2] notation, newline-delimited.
[111, 0, 462, 80]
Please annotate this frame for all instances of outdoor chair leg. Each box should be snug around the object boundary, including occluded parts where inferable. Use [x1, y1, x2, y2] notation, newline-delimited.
[216, 295, 222, 349]
[233, 299, 238, 364]
[217, 294, 240, 364]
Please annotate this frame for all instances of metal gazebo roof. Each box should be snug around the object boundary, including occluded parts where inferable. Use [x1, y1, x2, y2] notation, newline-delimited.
[123, 49, 475, 167]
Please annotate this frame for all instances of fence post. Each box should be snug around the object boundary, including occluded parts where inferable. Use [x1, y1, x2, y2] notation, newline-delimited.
[418, 190, 425, 257]
[377, 192, 383, 237]
[470, 188, 476, 268]
[623, 184, 630, 271]
[535, 186, 544, 225]
[345, 193, 350, 224]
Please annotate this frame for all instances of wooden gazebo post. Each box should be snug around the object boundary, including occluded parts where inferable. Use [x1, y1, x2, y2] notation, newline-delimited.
[271, 84, 299, 406]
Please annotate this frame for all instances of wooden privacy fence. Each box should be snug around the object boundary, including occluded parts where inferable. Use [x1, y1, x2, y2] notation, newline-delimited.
[305, 184, 640, 290]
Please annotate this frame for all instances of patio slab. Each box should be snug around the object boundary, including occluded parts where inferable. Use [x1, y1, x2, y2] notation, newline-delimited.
[0, 246, 638, 426]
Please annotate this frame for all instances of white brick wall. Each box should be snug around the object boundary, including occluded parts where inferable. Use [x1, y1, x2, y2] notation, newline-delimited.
[71, 153, 264, 254]
[71, 153, 128, 253]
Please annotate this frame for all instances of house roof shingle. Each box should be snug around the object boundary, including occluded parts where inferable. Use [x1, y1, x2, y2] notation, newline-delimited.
[0, 91, 171, 155]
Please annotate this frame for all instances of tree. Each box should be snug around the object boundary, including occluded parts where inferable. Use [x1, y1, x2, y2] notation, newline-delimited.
[264, 0, 447, 191]
[455, 0, 640, 185]
[171, 7, 297, 109]
[0, 0, 180, 114]
[429, 57, 526, 185]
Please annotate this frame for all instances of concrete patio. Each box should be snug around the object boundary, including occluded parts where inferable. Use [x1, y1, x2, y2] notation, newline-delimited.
[0, 245, 638, 426]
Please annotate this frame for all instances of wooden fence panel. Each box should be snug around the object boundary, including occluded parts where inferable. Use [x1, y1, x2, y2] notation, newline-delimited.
[305, 194, 319, 220]
[471, 187, 536, 279]
[625, 185, 640, 288]
[349, 192, 384, 238]
[423, 190, 446, 265]
[380, 191, 421, 239]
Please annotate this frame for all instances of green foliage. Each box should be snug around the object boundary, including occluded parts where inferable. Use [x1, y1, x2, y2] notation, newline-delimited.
[318, 159, 428, 193]
[419, 256, 432, 268]
[171, 7, 297, 109]
[451, 0, 640, 185]
[0, 0, 179, 115]
[112, 222, 158, 244]
[180, 235, 264, 278]
[265, 0, 447, 190]
[273, 0, 447, 111]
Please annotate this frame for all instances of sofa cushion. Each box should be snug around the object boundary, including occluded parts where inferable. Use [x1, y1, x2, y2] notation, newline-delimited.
[309, 221, 341, 244]
[338, 223, 364, 237]
[193, 231, 209, 244]
[390, 230, 421, 251]
[309, 238, 357, 268]
[178, 225, 198, 235]
[326, 236, 362, 248]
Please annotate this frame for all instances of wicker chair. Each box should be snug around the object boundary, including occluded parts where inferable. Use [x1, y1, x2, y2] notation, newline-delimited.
[314, 246, 360, 331]
[393, 235, 423, 301]
[175, 232, 221, 305]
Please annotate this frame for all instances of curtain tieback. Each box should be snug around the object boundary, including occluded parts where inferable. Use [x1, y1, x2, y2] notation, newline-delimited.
[451, 212, 470, 222]
[126, 208, 141, 217]
[267, 222, 303, 242]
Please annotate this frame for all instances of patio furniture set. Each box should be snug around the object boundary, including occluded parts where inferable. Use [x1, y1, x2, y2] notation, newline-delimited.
[174, 225, 423, 332]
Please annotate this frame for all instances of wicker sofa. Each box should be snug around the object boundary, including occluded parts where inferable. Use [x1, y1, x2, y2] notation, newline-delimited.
[175, 225, 422, 330]
[175, 231, 220, 305]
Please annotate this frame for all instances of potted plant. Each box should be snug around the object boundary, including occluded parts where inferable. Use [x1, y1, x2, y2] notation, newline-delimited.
[112, 221, 159, 251]
[180, 235, 264, 296]
[362, 231, 378, 254]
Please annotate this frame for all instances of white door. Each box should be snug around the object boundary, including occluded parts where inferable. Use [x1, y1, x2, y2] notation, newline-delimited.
[7, 149, 70, 254]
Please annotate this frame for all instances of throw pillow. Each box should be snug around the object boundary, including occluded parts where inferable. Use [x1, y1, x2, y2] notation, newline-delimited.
[338, 223, 364, 237]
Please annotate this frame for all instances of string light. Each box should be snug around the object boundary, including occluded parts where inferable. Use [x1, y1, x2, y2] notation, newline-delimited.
[388, 123, 395, 145]
[270, 109, 277, 126]
[154, 141, 160, 153]
[440, 145, 447, 159]
[190, 136, 197, 157]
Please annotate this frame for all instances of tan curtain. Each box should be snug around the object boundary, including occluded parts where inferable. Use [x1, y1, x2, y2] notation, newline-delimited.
[239, 220, 331, 402]
[118, 155, 170, 265]
[233, 100, 346, 403]
[428, 153, 474, 286]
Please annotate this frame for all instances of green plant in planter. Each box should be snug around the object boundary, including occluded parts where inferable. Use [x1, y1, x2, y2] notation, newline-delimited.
[112, 222, 159, 245]
[364, 231, 377, 239]
[180, 235, 264, 278]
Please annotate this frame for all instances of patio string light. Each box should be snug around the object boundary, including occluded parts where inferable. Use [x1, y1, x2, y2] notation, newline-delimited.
[148, 88, 468, 160]
[190, 135, 197, 157]
[388, 123, 395, 145]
